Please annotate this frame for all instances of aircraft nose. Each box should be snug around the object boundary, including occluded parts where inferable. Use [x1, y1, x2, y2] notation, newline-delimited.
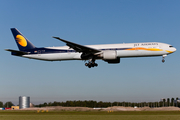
[173, 47, 177, 52]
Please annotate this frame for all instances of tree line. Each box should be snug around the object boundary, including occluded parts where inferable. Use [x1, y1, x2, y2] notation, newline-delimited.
[34, 97, 180, 108]
[0, 101, 14, 108]
[1, 97, 180, 108]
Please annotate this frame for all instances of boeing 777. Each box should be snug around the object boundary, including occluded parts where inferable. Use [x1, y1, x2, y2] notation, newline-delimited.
[5, 28, 176, 68]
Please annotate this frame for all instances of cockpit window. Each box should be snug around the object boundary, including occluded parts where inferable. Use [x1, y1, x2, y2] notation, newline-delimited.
[169, 46, 173, 47]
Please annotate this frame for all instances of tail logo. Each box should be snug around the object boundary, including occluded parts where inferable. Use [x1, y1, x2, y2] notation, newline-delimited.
[16, 35, 27, 47]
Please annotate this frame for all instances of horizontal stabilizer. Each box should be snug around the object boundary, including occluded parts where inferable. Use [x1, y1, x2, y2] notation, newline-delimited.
[5, 49, 28, 56]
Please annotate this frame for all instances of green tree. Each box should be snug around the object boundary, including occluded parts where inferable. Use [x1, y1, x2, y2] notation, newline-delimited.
[167, 98, 170, 107]
[97, 101, 104, 108]
[4, 101, 14, 108]
[171, 98, 174, 106]
[176, 97, 179, 107]
[0, 101, 3, 107]
[43, 102, 47, 106]
[162, 99, 166, 107]
[48, 102, 52, 106]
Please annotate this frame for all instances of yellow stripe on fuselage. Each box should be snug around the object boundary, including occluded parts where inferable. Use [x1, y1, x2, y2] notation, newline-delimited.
[165, 50, 174, 53]
[126, 47, 163, 51]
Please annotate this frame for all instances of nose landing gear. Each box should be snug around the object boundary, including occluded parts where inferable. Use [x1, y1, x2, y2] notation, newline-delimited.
[162, 54, 167, 63]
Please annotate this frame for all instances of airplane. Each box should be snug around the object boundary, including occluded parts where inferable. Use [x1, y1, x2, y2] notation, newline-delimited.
[5, 28, 176, 68]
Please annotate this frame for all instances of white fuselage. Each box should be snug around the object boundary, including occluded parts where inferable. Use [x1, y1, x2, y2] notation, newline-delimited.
[22, 42, 176, 61]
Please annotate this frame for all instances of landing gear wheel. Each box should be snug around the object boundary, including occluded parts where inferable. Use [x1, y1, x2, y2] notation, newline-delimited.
[162, 59, 165, 63]
[94, 63, 98, 67]
[85, 58, 98, 68]
[91, 63, 95, 67]
[85, 63, 88, 66]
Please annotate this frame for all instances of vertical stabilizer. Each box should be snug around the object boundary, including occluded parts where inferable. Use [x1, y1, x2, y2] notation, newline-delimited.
[11, 28, 36, 51]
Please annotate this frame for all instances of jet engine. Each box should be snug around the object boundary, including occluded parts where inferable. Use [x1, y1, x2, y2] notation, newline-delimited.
[101, 50, 120, 64]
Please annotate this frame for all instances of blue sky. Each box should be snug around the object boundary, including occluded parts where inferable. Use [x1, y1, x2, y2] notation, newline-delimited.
[1, 0, 179, 105]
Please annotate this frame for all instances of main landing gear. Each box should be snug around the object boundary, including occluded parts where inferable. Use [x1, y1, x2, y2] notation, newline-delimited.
[162, 54, 167, 63]
[85, 59, 98, 68]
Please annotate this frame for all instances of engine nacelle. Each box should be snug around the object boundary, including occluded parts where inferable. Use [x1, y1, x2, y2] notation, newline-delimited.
[102, 50, 117, 60]
[104, 58, 120, 64]
[101, 50, 120, 64]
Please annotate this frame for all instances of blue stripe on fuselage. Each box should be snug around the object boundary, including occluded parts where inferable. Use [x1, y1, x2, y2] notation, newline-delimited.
[23, 48, 131, 55]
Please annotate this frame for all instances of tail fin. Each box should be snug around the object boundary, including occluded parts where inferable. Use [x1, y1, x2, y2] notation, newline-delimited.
[11, 28, 36, 51]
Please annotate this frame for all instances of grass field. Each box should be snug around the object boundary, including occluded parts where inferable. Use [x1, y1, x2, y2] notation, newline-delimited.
[1, 111, 180, 120]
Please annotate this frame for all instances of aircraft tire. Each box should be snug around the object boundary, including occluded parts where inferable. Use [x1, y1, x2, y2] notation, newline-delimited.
[85, 63, 88, 66]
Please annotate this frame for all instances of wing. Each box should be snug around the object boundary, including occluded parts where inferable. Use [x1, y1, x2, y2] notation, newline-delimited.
[53, 37, 101, 54]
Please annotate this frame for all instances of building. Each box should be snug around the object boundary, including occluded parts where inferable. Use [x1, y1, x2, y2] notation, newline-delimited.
[19, 96, 30, 109]
[11, 106, 19, 110]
